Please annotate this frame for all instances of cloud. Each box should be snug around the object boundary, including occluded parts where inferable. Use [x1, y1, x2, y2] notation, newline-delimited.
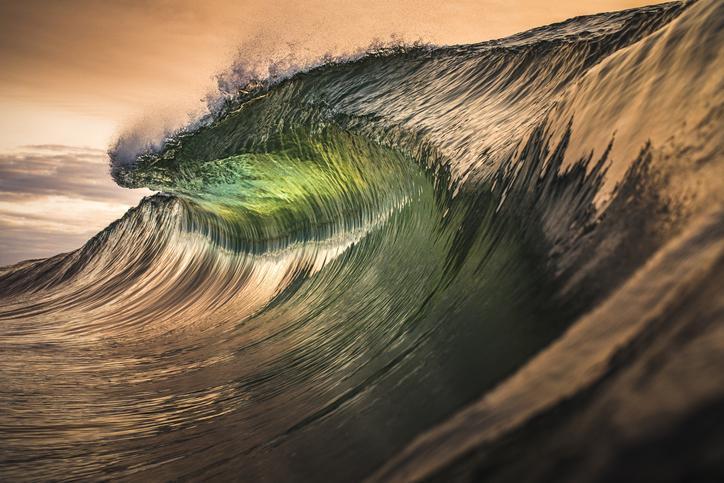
[0, 145, 151, 265]
[0, 145, 144, 204]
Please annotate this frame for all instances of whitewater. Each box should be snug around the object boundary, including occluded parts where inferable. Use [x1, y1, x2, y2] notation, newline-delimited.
[1, 1, 722, 481]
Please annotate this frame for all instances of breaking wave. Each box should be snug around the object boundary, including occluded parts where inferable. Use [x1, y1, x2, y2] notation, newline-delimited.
[1, 1, 722, 481]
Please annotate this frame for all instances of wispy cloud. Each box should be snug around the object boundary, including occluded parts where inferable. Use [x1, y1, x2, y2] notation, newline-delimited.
[0, 145, 151, 265]
[0, 145, 142, 203]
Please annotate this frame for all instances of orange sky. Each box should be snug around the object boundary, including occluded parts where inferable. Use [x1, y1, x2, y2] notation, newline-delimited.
[0, 0, 667, 264]
[0, 0, 667, 149]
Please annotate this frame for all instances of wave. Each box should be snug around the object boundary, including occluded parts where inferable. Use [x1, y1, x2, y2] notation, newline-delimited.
[1, 1, 722, 481]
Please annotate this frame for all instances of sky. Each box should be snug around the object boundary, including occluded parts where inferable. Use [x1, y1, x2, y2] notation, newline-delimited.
[0, 0, 665, 265]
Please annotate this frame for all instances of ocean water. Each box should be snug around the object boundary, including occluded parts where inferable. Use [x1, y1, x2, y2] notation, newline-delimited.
[1, 1, 722, 481]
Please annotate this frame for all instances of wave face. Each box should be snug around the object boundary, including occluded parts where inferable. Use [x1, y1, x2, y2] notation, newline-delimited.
[2, 1, 723, 481]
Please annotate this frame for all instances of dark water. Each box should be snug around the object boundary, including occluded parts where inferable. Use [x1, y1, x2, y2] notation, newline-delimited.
[1, 1, 723, 481]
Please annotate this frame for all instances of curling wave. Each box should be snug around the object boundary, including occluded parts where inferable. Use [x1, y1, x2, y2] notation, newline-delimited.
[1, 1, 723, 481]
